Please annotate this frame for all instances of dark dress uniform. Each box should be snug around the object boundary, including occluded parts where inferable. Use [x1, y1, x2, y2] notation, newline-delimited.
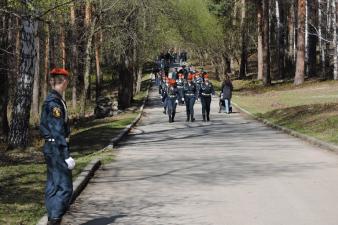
[183, 81, 198, 122]
[161, 81, 169, 114]
[200, 81, 215, 121]
[176, 77, 185, 104]
[194, 76, 203, 97]
[39, 89, 72, 222]
[166, 85, 179, 123]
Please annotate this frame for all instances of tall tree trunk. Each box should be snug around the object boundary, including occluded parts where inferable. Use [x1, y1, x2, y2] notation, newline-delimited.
[294, 0, 306, 85]
[239, 0, 248, 80]
[262, 0, 271, 85]
[308, 0, 318, 78]
[118, 55, 134, 109]
[288, 2, 295, 63]
[276, 0, 286, 79]
[80, 0, 93, 117]
[31, 34, 40, 124]
[42, 23, 49, 101]
[333, 0, 338, 80]
[8, 17, 38, 148]
[70, 4, 78, 111]
[60, 23, 66, 68]
[305, 0, 309, 76]
[50, 29, 56, 69]
[0, 11, 9, 140]
[257, 0, 264, 80]
[318, 0, 326, 78]
[95, 34, 102, 100]
[325, 0, 331, 79]
[95, 0, 103, 101]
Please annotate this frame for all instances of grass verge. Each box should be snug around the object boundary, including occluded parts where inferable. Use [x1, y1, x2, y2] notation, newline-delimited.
[232, 79, 338, 145]
[0, 111, 138, 225]
[0, 76, 149, 225]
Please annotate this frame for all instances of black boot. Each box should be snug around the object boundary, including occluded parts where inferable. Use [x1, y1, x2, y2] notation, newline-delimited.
[169, 115, 173, 123]
[172, 112, 176, 122]
[202, 115, 206, 122]
[191, 114, 195, 122]
[48, 219, 62, 225]
[163, 107, 166, 114]
[207, 114, 210, 121]
[186, 114, 190, 122]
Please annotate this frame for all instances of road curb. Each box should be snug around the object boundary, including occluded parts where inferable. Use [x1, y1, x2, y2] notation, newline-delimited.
[232, 102, 338, 154]
[36, 83, 151, 225]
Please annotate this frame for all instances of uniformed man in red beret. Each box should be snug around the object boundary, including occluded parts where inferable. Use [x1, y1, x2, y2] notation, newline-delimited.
[39, 68, 75, 225]
[166, 79, 179, 123]
[183, 74, 198, 122]
[200, 74, 215, 122]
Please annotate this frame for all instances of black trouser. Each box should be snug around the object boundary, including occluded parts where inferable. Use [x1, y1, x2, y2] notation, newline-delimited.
[177, 87, 184, 103]
[43, 142, 73, 220]
[201, 95, 211, 117]
[167, 97, 177, 121]
[184, 95, 196, 118]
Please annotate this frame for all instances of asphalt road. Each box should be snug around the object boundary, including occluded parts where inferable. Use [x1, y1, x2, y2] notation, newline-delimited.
[63, 85, 338, 225]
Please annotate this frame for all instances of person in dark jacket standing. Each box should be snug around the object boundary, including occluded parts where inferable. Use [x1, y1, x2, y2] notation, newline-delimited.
[39, 68, 75, 225]
[200, 74, 215, 121]
[184, 74, 198, 122]
[221, 74, 233, 114]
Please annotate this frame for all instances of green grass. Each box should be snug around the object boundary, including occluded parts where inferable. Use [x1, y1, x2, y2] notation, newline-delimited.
[0, 72, 150, 225]
[233, 79, 338, 145]
[0, 111, 139, 225]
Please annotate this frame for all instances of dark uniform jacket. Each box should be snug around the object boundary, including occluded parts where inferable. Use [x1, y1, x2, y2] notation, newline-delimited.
[40, 90, 70, 159]
[176, 79, 185, 88]
[167, 86, 179, 100]
[183, 82, 198, 98]
[195, 77, 203, 86]
[200, 82, 215, 97]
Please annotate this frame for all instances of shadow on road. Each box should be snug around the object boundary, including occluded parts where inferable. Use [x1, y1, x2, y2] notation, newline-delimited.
[80, 214, 127, 225]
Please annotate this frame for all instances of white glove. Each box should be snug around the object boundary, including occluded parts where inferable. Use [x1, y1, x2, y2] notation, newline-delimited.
[181, 98, 184, 101]
[175, 100, 178, 104]
[65, 157, 76, 170]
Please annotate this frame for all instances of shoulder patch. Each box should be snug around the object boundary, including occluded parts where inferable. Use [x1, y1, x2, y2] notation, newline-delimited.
[52, 107, 62, 118]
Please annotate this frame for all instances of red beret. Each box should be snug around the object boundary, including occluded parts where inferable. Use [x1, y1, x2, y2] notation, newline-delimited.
[188, 74, 194, 80]
[50, 68, 69, 76]
[169, 79, 176, 85]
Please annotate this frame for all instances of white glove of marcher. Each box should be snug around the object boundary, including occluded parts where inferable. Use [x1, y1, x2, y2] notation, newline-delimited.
[65, 157, 76, 170]
[175, 99, 178, 104]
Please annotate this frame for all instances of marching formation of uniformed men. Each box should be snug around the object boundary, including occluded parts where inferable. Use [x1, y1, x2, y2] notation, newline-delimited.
[157, 64, 226, 123]
[40, 68, 75, 225]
